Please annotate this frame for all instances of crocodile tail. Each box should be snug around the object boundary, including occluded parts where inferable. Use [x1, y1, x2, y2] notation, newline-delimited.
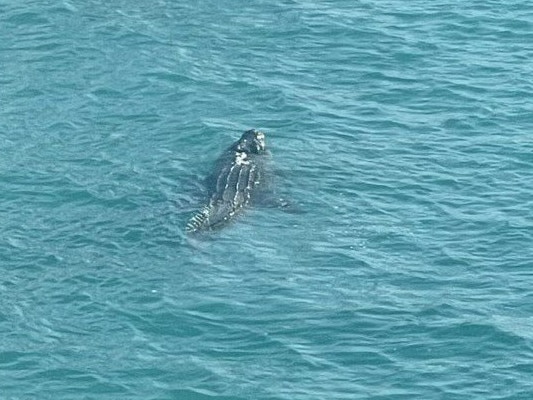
[186, 206, 211, 232]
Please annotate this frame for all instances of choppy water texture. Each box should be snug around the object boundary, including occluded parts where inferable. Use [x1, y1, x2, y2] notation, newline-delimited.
[1, 0, 533, 399]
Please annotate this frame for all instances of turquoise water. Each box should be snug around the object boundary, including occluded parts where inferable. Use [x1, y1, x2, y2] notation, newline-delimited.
[1, 0, 532, 398]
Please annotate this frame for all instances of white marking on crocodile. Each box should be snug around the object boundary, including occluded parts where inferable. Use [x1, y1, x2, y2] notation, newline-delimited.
[186, 206, 211, 232]
[235, 152, 250, 165]
[234, 165, 245, 205]
[223, 164, 237, 195]
[247, 165, 256, 190]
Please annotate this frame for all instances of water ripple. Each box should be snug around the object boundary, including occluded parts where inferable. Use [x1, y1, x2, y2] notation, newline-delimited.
[1, 0, 532, 399]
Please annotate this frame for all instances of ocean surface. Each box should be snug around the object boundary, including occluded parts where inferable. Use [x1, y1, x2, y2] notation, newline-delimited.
[1, 0, 532, 399]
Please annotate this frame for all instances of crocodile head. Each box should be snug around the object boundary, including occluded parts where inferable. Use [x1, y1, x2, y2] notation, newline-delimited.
[237, 129, 266, 154]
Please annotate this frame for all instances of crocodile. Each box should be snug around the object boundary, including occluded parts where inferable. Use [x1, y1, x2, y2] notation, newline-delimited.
[186, 129, 268, 232]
